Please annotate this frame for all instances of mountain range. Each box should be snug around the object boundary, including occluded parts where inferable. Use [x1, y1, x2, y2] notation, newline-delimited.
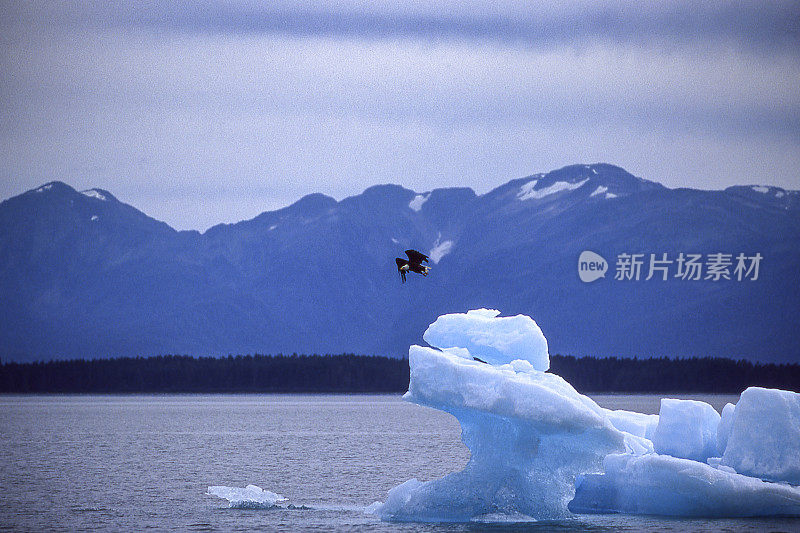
[1, 164, 799, 364]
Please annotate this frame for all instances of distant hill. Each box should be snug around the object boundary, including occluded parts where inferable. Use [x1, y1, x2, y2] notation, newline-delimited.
[1, 164, 799, 363]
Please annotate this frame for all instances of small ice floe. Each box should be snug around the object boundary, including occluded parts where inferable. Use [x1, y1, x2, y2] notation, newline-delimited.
[206, 485, 287, 509]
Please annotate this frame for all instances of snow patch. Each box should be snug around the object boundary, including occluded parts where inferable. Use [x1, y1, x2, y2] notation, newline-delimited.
[409, 194, 429, 212]
[518, 179, 589, 200]
[776, 191, 785, 198]
[36, 184, 53, 193]
[268, 224, 277, 231]
[752, 186, 769, 194]
[391, 237, 399, 244]
[82, 189, 107, 201]
[91, 215, 99, 222]
[429, 234, 453, 264]
[590, 186, 608, 197]
[605, 192, 618, 199]
[516, 180, 538, 199]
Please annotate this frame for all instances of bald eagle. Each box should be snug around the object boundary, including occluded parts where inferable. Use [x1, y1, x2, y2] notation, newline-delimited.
[396, 249, 430, 283]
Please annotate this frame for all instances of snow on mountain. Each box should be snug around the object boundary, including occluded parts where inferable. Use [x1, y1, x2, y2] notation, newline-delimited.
[590, 185, 608, 197]
[516, 174, 545, 200]
[81, 189, 108, 201]
[518, 178, 589, 200]
[429, 234, 453, 264]
[409, 193, 430, 212]
[749, 185, 790, 199]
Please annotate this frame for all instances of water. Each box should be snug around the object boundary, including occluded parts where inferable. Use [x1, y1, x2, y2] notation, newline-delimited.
[0, 394, 797, 532]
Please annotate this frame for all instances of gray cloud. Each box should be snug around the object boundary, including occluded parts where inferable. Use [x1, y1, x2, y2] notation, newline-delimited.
[3, 1, 799, 51]
[1, 2, 798, 230]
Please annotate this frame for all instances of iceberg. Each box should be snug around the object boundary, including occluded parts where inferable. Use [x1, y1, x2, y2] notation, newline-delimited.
[372, 309, 800, 522]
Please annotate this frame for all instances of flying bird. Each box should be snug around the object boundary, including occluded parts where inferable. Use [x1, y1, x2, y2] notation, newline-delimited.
[396, 249, 430, 283]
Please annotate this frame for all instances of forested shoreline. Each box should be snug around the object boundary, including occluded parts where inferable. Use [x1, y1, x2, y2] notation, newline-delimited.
[0, 353, 798, 394]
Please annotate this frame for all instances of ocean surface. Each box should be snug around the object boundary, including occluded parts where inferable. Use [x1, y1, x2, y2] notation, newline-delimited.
[1, 393, 797, 532]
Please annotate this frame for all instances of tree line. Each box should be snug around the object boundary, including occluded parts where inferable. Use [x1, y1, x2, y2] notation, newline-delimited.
[0, 353, 797, 394]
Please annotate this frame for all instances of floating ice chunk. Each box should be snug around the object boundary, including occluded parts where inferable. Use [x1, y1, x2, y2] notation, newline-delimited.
[206, 485, 287, 509]
[423, 309, 549, 370]
[721, 387, 800, 484]
[652, 398, 720, 462]
[716, 402, 736, 455]
[570, 453, 800, 517]
[373, 344, 625, 521]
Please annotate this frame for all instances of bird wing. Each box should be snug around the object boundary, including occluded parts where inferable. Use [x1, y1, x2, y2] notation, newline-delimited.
[405, 249, 429, 264]
[395, 258, 408, 283]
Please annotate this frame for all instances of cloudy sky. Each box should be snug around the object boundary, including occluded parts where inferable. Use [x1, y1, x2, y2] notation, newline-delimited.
[2, 1, 799, 230]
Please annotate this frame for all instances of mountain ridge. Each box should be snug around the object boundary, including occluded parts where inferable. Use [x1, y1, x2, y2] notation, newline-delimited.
[2, 163, 798, 364]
